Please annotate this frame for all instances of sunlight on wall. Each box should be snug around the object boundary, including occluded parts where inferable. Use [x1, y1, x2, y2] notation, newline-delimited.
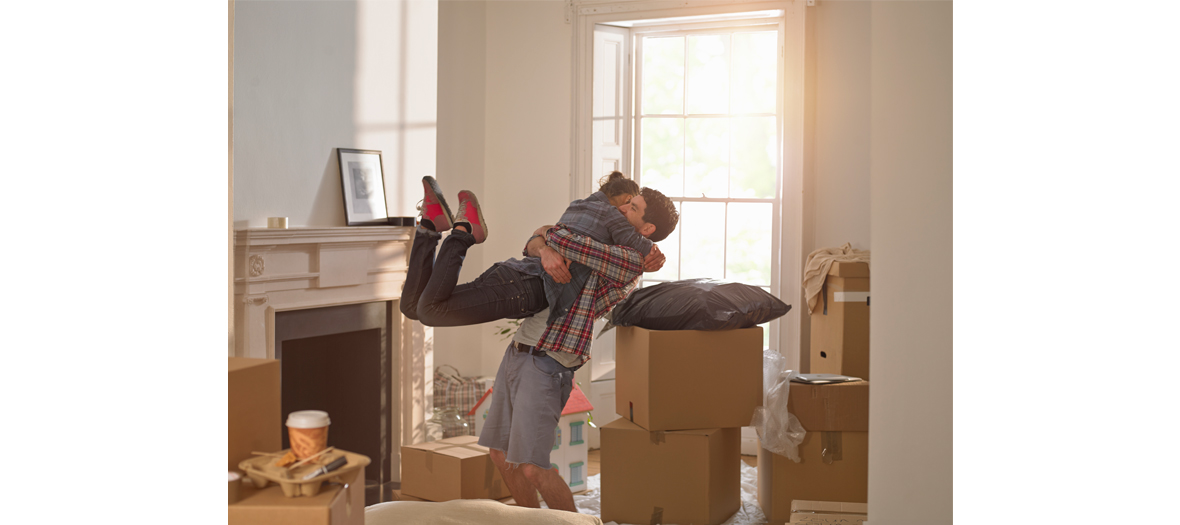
[355, 0, 438, 219]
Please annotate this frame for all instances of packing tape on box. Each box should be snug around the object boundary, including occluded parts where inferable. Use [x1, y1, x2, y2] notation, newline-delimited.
[650, 506, 664, 525]
[425, 451, 433, 473]
[834, 291, 870, 303]
[649, 431, 666, 445]
[821, 432, 843, 464]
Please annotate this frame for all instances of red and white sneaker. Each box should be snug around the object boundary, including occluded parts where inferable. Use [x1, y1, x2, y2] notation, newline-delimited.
[419, 176, 453, 232]
[455, 190, 488, 244]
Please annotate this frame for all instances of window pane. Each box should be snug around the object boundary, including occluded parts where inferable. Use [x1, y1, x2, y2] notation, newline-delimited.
[641, 118, 684, 197]
[686, 34, 729, 115]
[645, 201, 680, 282]
[726, 202, 772, 286]
[642, 36, 684, 115]
[685, 118, 729, 198]
[680, 202, 725, 280]
[732, 31, 777, 115]
[731, 116, 777, 198]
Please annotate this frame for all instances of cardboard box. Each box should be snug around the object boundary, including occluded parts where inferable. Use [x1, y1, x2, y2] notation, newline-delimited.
[229, 467, 363, 525]
[809, 262, 870, 380]
[757, 431, 868, 525]
[786, 381, 869, 432]
[601, 418, 740, 525]
[615, 326, 762, 431]
[789, 500, 868, 524]
[400, 435, 508, 501]
[229, 357, 281, 473]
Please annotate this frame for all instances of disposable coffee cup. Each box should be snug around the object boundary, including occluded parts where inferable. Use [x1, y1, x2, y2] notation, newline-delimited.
[286, 410, 331, 459]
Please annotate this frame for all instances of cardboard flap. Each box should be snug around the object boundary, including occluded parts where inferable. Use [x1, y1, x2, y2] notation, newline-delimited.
[790, 500, 868, 514]
[603, 418, 645, 432]
[437, 446, 484, 460]
[403, 441, 450, 452]
[828, 262, 869, 278]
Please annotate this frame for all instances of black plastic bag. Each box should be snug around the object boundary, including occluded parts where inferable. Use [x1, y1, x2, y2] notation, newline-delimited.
[610, 279, 791, 331]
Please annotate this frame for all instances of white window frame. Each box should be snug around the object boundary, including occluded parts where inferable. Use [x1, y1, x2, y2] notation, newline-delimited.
[631, 21, 782, 294]
[570, 0, 806, 365]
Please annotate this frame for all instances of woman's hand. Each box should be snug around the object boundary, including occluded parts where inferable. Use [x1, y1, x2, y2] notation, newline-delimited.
[643, 244, 666, 272]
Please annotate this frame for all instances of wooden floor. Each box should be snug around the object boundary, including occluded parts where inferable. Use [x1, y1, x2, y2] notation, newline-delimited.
[382, 449, 757, 505]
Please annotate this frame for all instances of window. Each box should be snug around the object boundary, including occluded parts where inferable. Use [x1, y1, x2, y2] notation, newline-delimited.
[569, 461, 585, 487]
[569, 421, 585, 445]
[582, 12, 786, 352]
[573, 2, 806, 360]
[634, 26, 781, 350]
[635, 28, 779, 280]
[553, 426, 561, 450]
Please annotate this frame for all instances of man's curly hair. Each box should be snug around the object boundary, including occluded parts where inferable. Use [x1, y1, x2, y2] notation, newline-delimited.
[640, 187, 679, 242]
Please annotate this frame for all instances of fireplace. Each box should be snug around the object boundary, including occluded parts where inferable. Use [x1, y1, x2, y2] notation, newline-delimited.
[233, 226, 435, 503]
[276, 302, 391, 502]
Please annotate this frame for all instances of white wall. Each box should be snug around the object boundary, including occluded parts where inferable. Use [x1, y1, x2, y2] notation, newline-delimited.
[812, 1, 871, 252]
[800, 0, 873, 371]
[477, 0, 573, 376]
[867, 2, 953, 524]
[434, 0, 878, 379]
[434, 0, 489, 377]
[431, 0, 573, 379]
[234, 0, 437, 228]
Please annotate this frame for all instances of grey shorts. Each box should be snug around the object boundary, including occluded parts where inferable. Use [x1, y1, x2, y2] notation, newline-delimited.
[477, 343, 574, 470]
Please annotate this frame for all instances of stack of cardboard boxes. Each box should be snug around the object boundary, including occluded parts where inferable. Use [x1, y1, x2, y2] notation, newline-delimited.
[601, 326, 764, 525]
[228, 357, 366, 525]
[757, 380, 869, 525]
[758, 261, 871, 525]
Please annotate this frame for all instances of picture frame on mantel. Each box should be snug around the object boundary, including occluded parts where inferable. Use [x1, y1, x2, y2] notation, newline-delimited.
[337, 148, 390, 226]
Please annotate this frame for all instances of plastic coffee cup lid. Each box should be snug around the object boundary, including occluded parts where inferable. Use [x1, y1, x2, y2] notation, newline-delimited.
[286, 410, 330, 429]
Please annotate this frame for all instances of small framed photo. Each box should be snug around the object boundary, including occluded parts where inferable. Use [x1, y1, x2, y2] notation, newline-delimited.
[337, 148, 390, 226]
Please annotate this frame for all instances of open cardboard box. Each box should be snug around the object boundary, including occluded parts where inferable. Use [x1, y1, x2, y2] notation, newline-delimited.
[758, 381, 869, 525]
[809, 261, 869, 380]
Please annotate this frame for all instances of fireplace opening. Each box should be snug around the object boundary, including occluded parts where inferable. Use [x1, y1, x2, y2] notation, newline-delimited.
[275, 301, 396, 505]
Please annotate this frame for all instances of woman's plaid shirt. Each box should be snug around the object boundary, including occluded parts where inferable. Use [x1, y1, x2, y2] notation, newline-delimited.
[532, 225, 644, 364]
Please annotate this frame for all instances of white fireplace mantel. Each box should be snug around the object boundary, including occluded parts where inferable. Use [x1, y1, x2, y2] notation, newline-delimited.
[233, 226, 432, 481]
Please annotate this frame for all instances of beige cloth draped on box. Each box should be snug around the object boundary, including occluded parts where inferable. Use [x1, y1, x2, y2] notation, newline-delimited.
[803, 243, 870, 314]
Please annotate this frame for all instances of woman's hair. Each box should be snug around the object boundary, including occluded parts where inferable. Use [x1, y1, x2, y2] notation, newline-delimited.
[597, 171, 640, 199]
